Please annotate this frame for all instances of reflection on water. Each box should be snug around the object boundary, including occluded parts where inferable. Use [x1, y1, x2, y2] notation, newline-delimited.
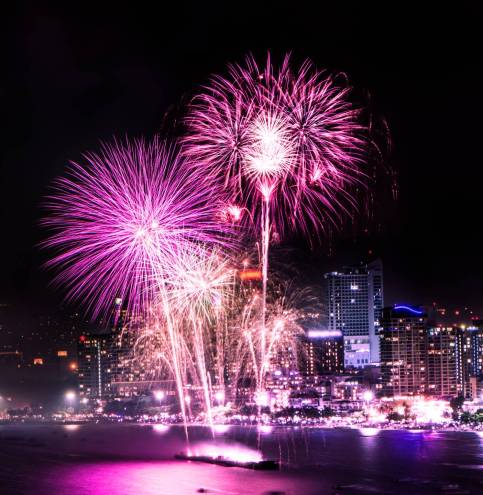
[152, 424, 170, 434]
[212, 424, 231, 434]
[0, 424, 482, 494]
[188, 441, 263, 463]
[63, 424, 80, 432]
[257, 424, 273, 434]
[42, 460, 324, 495]
[358, 427, 380, 437]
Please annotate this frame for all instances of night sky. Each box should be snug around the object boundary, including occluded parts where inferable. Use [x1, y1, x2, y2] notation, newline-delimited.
[3, 2, 482, 318]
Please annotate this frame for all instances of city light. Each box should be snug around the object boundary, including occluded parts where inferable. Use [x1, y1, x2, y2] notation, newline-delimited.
[363, 390, 374, 402]
[257, 424, 273, 434]
[239, 269, 262, 281]
[213, 424, 231, 434]
[307, 329, 343, 338]
[64, 391, 76, 402]
[393, 305, 424, 315]
[63, 424, 80, 431]
[152, 424, 170, 434]
[153, 390, 165, 401]
[359, 427, 380, 437]
[411, 399, 450, 424]
[255, 390, 269, 407]
[191, 443, 263, 463]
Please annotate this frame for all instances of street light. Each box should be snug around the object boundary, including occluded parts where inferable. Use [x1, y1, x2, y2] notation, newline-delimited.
[255, 390, 269, 408]
[363, 390, 374, 402]
[65, 391, 76, 402]
[154, 390, 165, 402]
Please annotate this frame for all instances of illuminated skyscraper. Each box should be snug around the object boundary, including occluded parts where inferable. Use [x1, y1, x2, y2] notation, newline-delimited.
[455, 323, 483, 399]
[467, 321, 483, 377]
[77, 333, 115, 400]
[325, 259, 383, 368]
[380, 305, 428, 397]
[426, 326, 458, 398]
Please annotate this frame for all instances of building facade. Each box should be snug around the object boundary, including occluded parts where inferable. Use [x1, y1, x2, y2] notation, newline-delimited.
[303, 329, 344, 376]
[426, 326, 458, 398]
[325, 259, 383, 368]
[77, 333, 115, 400]
[455, 324, 483, 399]
[380, 305, 428, 397]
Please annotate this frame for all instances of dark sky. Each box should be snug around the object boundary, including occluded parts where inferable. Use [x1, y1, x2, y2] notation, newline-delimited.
[3, 2, 482, 316]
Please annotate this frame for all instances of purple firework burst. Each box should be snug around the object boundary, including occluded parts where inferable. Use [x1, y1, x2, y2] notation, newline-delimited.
[42, 137, 230, 320]
[183, 53, 369, 240]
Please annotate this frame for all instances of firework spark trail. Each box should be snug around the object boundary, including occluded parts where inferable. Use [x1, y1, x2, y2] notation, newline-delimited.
[42, 137, 234, 436]
[234, 280, 308, 396]
[165, 244, 236, 429]
[42, 137, 230, 320]
[165, 244, 235, 320]
[184, 53, 369, 394]
[184, 52, 367, 239]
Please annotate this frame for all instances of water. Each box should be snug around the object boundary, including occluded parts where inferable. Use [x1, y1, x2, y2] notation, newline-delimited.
[0, 424, 481, 494]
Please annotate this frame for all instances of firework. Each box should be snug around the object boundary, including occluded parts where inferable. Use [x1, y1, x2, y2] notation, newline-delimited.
[41, 54, 375, 429]
[184, 53, 369, 394]
[183, 52, 367, 239]
[236, 280, 309, 393]
[42, 137, 230, 320]
[166, 244, 236, 321]
[165, 244, 237, 427]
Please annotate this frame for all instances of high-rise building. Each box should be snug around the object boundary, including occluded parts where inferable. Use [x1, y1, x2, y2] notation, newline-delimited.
[109, 327, 159, 397]
[325, 259, 383, 368]
[380, 308, 482, 400]
[77, 333, 115, 400]
[303, 329, 344, 375]
[455, 323, 483, 399]
[380, 305, 428, 397]
[426, 326, 458, 398]
[467, 321, 483, 378]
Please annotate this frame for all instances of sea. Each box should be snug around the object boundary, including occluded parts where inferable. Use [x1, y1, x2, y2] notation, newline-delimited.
[0, 423, 481, 494]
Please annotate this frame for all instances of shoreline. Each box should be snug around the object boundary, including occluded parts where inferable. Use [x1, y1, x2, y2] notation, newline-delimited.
[1, 419, 482, 434]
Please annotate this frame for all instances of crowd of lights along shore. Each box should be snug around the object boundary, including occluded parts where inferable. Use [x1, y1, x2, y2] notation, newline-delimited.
[43, 53, 369, 437]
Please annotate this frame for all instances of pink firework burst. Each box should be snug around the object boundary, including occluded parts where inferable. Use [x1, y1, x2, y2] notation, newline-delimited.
[183, 53, 368, 240]
[42, 137, 231, 320]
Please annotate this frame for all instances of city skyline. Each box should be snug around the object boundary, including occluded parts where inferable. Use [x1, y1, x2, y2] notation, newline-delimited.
[2, 259, 481, 406]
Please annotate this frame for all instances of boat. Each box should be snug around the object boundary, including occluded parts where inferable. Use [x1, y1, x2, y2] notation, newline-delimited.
[175, 453, 279, 470]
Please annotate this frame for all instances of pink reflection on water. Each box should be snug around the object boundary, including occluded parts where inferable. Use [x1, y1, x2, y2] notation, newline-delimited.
[358, 427, 380, 437]
[188, 442, 263, 463]
[152, 424, 170, 434]
[212, 424, 231, 434]
[44, 460, 321, 495]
